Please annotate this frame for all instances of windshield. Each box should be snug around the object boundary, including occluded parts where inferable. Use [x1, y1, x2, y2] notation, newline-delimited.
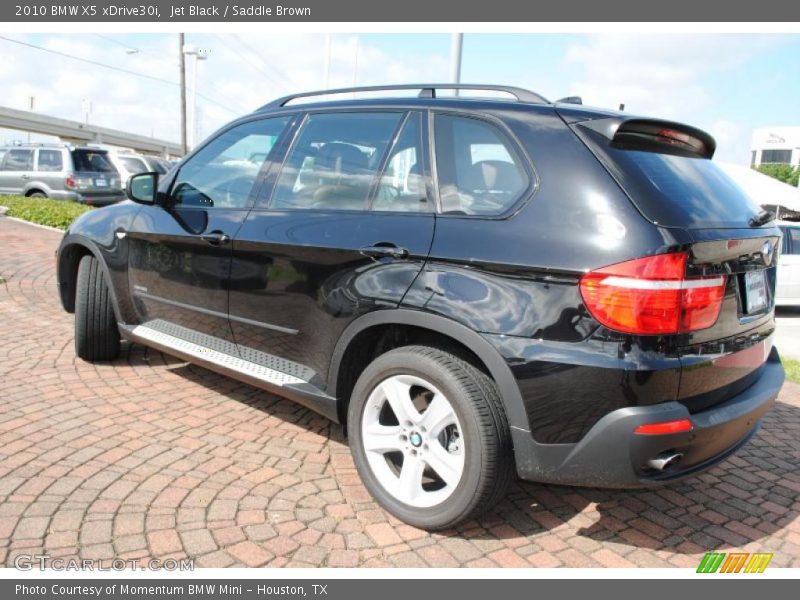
[72, 149, 116, 173]
[578, 125, 763, 229]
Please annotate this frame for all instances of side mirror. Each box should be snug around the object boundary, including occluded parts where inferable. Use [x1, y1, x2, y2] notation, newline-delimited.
[126, 172, 159, 205]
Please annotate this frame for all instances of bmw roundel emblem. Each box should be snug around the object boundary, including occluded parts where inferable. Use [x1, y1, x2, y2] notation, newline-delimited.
[409, 432, 423, 447]
[761, 241, 774, 266]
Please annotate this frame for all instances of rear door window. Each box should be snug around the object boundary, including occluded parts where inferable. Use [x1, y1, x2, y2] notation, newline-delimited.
[270, 111, 402, 211]
[71, 150, 116, 173]
[1, 149, 34, 171]
[433, 114, 529, 215]
[37, 149, 64, 171]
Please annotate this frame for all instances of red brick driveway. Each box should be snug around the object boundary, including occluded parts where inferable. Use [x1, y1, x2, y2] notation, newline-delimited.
[1, 216, 799, 568]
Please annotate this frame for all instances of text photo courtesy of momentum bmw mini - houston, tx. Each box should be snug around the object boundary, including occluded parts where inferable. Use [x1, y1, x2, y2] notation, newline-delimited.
[0, 1, 799, 592]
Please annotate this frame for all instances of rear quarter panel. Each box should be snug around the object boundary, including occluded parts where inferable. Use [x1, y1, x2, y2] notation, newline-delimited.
[401, 105, 690, 442]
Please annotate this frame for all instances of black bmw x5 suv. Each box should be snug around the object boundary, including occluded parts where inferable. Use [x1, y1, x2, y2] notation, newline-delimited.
[57, 84, 785, 530]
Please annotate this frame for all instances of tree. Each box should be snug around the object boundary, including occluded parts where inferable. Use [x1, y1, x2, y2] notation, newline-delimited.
[755, 163, 800, 187]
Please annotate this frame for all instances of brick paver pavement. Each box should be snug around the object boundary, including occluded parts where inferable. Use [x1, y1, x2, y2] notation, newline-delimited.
[1, 216, 799, 568]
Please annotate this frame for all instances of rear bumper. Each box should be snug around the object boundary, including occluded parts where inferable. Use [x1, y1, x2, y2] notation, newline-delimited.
[512, 347, 784, 487]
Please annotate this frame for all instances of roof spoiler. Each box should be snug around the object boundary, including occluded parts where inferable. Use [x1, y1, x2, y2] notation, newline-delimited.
[577, 117, 716, 159]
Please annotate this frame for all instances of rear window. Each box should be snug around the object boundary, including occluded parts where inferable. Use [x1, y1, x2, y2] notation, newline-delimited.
[71, 149, 116, 173]
[579, 125, 763, 229]
[119, 156, 148, 174]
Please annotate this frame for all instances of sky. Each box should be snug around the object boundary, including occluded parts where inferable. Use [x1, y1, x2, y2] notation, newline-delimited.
[0, 32, 798, 164]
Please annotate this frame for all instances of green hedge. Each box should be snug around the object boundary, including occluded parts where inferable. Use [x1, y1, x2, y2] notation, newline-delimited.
[0, 195, 93, 230]
[784, 358, 800, 384]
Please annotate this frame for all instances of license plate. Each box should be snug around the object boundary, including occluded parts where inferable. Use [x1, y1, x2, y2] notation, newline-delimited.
[95, 178, 107, 187]
[744, 270, 768, 314]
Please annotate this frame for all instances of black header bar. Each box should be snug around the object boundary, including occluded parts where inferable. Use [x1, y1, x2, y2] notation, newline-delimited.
[4, 0, 800, 22]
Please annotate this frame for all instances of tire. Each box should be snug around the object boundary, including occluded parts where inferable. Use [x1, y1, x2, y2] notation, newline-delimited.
[27, 191, 46, 198]
[75, 254, 121, 361]
[348, 345, 514, 530]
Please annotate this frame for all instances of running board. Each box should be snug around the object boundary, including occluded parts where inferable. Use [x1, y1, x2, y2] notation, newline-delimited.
[120, 320, 339, 423]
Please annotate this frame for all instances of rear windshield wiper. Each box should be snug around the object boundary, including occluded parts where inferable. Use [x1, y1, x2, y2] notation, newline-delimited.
[749, 209, 774, 227]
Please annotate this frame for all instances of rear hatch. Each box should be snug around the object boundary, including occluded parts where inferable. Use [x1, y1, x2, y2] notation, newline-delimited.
[563, 107, 782, 412]
[70, 149, 122, 197]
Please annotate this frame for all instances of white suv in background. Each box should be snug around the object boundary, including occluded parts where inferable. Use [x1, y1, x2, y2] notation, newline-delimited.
[109, 152, 172, 185]
[777, 221, 800, 306]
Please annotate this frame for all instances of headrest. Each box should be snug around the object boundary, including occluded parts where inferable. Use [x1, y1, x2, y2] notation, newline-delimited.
[315, 142, 369, 176]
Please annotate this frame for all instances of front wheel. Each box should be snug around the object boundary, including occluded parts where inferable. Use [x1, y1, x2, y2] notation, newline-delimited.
[74, 254, 121, 361]
[348, 345, 514, 530]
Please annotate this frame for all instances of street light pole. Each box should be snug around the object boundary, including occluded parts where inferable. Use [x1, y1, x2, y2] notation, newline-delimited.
[450, 33, 463, 96]
[179, 33, 187, 156]
[183, 44, 208, 150]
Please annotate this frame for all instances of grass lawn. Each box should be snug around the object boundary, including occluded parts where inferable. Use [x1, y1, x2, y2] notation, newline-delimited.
[783, 357, 800, 384]
[0, 195, 93, 230]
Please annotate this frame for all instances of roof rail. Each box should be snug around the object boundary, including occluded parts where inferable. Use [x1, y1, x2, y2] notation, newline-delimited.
[261, 84, 549, 109]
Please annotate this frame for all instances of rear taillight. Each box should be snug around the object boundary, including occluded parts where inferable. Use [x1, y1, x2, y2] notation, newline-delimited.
[579, 252, 726, 335]
[65, 175, 77, 189]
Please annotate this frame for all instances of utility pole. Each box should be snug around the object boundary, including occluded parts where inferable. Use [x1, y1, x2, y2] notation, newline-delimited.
[27, 96, 34, 143]
[179, 33, 187, 156]
[323, 33, 331, 89]
[450, 33, 463, 95]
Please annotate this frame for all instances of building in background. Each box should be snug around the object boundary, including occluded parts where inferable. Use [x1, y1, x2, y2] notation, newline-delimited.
[751, 127, 800, 168]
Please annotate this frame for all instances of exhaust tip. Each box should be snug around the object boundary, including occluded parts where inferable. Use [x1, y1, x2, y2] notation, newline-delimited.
[646, 451, 684, 472]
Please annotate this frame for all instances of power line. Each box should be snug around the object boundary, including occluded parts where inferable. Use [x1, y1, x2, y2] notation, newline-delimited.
[211, 34, 291, 94]
[233, 34, 301, 91]
[0, 35, 242, 116]
[92, 34, 168, 60]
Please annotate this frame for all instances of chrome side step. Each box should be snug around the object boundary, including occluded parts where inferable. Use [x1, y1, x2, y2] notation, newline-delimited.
[120, 319, 339, 422]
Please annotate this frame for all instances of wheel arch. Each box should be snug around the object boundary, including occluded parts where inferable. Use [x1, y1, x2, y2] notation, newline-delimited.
[57, 236, 122, 323]
[327, 309, 530, 432]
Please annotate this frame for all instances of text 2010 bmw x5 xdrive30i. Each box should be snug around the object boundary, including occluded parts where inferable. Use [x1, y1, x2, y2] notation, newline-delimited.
[56, 84, 785, 530]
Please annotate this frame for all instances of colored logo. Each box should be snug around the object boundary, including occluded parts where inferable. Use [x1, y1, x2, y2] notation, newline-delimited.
[696, 552, 772, 573]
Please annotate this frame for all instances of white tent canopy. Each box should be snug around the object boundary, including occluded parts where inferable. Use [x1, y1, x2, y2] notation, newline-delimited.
[715, 162, 800, 218]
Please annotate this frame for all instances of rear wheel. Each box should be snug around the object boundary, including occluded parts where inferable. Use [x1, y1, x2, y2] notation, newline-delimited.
[27, 191, 46, 198]
[75, 254, 120, 361]
[348, 345, 514, 530]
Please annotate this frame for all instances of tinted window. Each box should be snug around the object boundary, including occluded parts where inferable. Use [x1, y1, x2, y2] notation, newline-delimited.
[785, 227, 800, 255]
[71, 150, 115, 173]
[761, 149, 792, 164]
[37, 149, 63, 171]
[2, 149, 34, 171]
[271, 112, 402, 211]
[170, 116, 289, 209]
[434, 114, 528, 215]
[580, 126, 763, 229]
[119, 156, 148, 174]
[372, 113, 430, 213]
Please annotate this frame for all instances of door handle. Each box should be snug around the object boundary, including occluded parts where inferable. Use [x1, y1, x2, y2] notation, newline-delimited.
[200, 231, 231, 246]
[359, 244, 409, 260]
[20, 174, 30, 180]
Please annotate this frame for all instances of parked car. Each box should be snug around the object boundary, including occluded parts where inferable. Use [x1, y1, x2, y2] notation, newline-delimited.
[0, 143, 124, 205]
[777, 220, 800, 306]
[109, 151, 172, 185]
[56, 84, 785, 530]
